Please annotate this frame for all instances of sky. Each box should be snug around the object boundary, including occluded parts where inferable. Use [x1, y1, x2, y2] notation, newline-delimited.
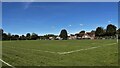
[2, 2, 118, 35]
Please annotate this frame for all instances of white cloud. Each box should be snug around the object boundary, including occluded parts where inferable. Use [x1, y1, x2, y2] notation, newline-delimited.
[108, 21, 111, 23]
[68, 25, 72, 27]
[80, 24, 83, 26]
[69, 25, 72, 27]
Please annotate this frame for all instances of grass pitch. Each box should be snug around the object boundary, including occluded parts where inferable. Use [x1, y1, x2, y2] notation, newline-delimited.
[2, 40, 118, 66]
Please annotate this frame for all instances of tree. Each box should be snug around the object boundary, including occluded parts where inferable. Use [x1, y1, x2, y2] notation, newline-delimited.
[59, 29, 68, 40]
[91, 30, 95, 34]
[0, 29, 3, 40]
[19, 35, 26, 40]
[106, 24, 117, 36]
[117, 28, 120, 39]
[8, 33, 11, 40]
[95, 27, 104, 37]
[26, 33, 31, 40]
[79, 30, 85, 37]
[44, 35, 49, 40]
[79, 30, 85, 34]
[31, 33, 38, 40]
[2, 33, 8, 40]
[44, 34, 57, 40]
[14, 35, 19, 40]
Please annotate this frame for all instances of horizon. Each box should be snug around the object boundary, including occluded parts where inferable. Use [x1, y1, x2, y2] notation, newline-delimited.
[2, 2, 118, 35]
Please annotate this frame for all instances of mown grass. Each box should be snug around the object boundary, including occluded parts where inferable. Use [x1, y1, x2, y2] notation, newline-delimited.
[2, 39, 118, 66]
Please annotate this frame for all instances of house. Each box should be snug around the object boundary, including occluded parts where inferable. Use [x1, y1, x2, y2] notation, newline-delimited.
[49, 37, 54, 40]
[55, 36, 62, 40]
[74, 32, 95, 39]
[82, 32, 95, 39]
[69, 34, 77, 40]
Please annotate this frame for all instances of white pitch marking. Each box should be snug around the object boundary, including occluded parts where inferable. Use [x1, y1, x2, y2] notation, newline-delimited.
[58, 46, 100, 55]
[106, 43, 117, 45]
[0, 59, 15, 68]
[58, 43, 117, 55]
[7, 43, 117, 55]
[10, 46, 57, 54]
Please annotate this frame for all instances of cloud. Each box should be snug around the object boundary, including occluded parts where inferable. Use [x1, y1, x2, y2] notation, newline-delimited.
[108, 21, 111, 23]
[69, 25, 72, 27]
[80, 24, 83, 26]
[67, 25, 72, 27]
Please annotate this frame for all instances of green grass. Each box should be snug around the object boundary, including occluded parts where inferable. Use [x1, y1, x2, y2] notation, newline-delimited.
[2, 40, 118, 66]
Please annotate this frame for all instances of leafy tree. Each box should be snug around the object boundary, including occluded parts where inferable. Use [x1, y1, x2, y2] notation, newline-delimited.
[106, 24, 117, 36]
[2, 33, 8, 40]
[31, 33, 38, 40]
[26, 33, 31, 40]
[79, 30, 85, 34]
[59, 29, 68, 40]
[117, 28, 120, 39]
[8, 33, 11, 40]
[0, 28, 3, 34]
[14, 35, 19, 40]
[44, 35, 49, 40]
[79, 30, 85, 37]
[39, 36, 45, 40]
[95, 27, 104, 37]
[19, 35, 26, 40]
[0, 29, 3, 40]
[44, 34, 57, 40]
[91, 30, 95, 34]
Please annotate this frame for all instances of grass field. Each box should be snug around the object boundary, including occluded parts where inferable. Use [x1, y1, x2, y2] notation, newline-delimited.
[2, 40, 118, 66]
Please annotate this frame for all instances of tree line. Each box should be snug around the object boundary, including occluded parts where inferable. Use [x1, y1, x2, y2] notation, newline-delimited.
[0, 24, 120, 40]
[95, 24, 120, 39]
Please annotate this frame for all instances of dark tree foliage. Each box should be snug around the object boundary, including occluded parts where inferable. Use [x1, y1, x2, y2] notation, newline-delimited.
[7, 33, 11, 40]
[2, 33, 8, 40]
[59, 29, 68, 40]
[1, 24, 119, 40]
[31, 33, 38, 40]
[19, 35, 26, 40]
[0, 29, 3, 40]
[91, 30, 95, 34]
[79, 30, 85, 34]
[26, 33, 31, 40]
[95, 27, 104, 37]
[43, 34, 57, 40]
[106, 24, 117, 36]
[118, 28, 120, 39]
[79, 30, 85, 37]
[0, 28, 3, 34]
[44, 35, 49, 39]
[14, 35, 19, 40]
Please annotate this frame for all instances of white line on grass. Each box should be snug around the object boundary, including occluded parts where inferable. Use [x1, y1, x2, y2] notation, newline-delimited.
[10, 46, 57, 54]
[58, 43, 117, 55]
[6, 43, 117, 55]
[58, 46, 100, 55]
[0, 59, 15, 68]
[106, 43, 117, 45]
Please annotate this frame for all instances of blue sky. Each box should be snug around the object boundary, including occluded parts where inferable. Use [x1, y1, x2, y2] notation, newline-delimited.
[2, 2, 118, 35]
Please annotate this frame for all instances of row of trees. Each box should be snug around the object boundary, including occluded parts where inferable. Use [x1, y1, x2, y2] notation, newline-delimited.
[95, 24, 120, 39]
[0, 29, 58, 40]
[59, 24, 120, 40]
[0, 24, 120, 40]
[1, 32, 39, 40]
